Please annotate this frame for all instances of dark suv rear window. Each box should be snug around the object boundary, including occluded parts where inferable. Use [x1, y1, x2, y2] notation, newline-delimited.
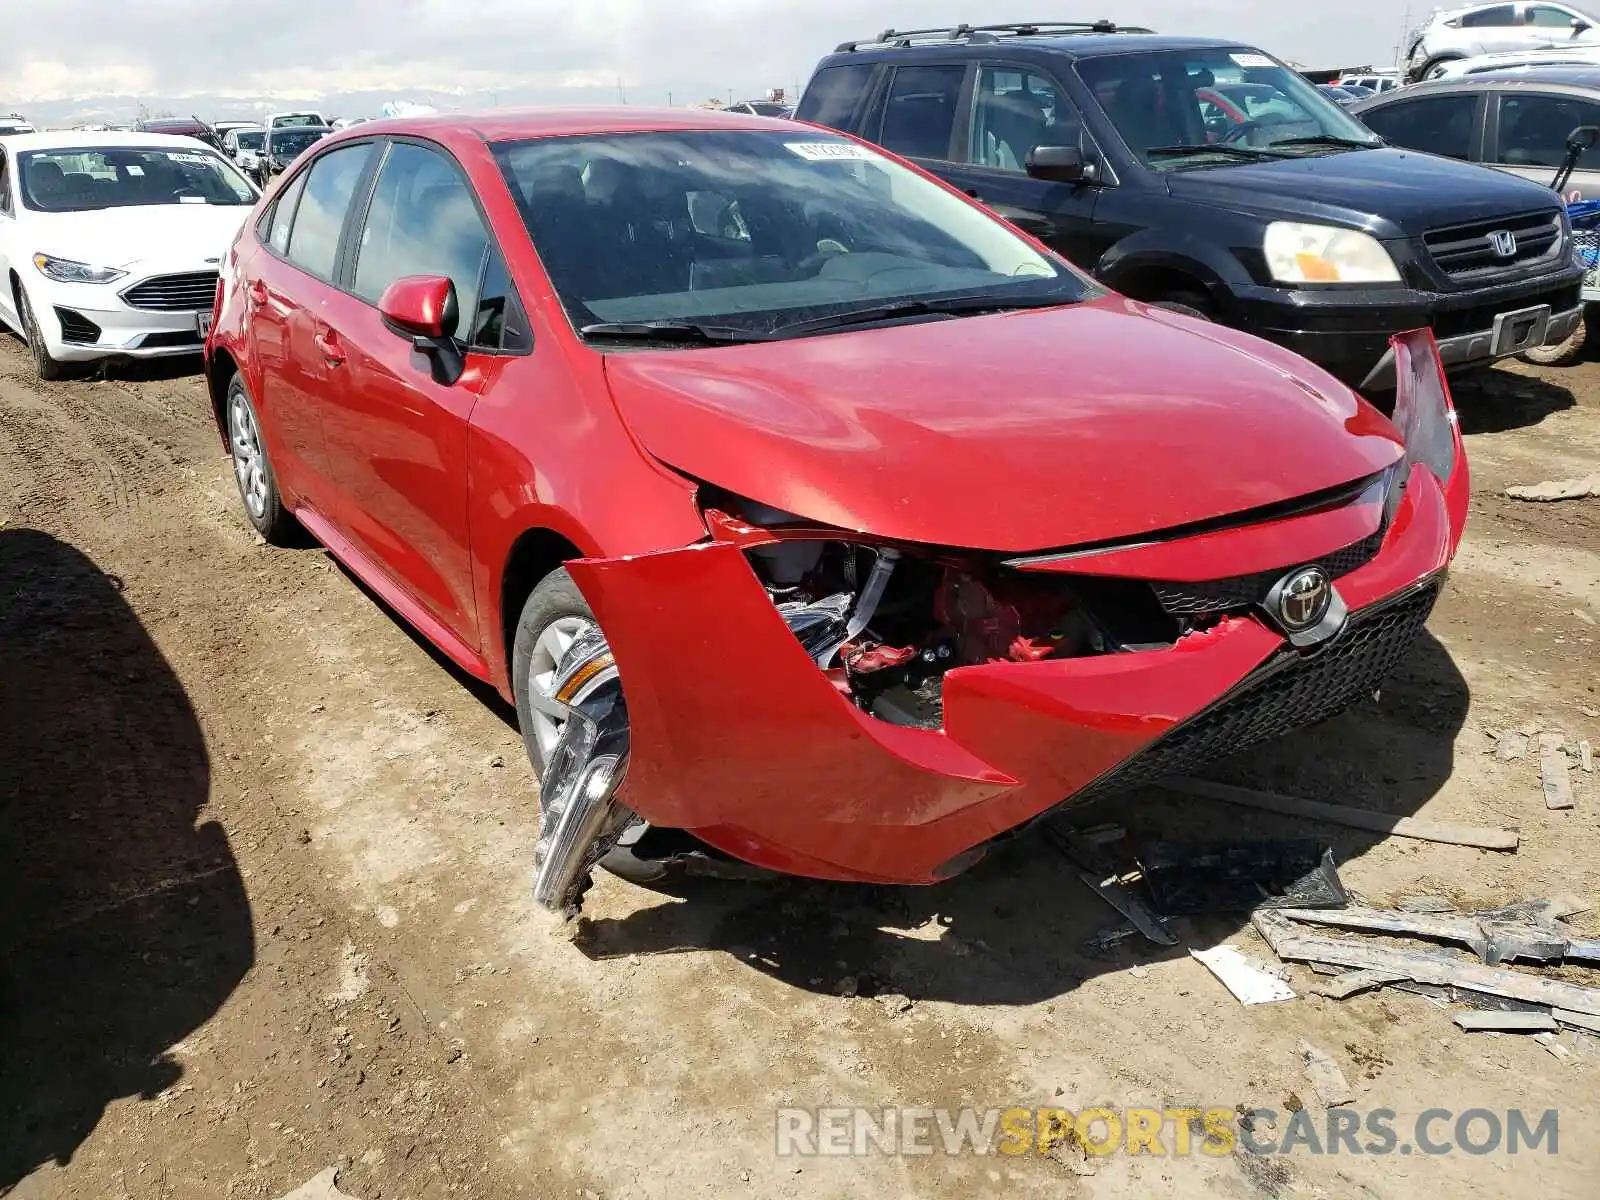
[796, 64, 875, 129]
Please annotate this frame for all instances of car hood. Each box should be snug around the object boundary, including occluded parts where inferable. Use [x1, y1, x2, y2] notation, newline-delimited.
[30, 204, 251, 270]
[602, 297, 1405, 554]
[1167, 146, 1561, 236]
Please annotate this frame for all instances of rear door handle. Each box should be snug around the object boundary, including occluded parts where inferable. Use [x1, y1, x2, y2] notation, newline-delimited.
[313, 327, 345, 366]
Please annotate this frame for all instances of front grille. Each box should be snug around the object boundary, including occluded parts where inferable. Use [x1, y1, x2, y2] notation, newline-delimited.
[1150, 529, 1384, 617]
[1076, 582, 1439, 801]
[53, 307, 101, 344]
[1423, 209, 1562, 281]
[120, 271, 219, 312]
[138, 329, 202, 349]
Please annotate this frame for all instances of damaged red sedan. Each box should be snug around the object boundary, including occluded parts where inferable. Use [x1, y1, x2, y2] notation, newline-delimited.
[203, 108, 1469, 915]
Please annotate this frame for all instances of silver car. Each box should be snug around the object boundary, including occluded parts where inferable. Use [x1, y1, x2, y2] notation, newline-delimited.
[1408, 2, 1600, 80]
[1353, 68, 1600, 198]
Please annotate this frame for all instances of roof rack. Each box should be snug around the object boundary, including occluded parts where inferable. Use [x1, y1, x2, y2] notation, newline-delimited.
[834, 20, 1154, 53]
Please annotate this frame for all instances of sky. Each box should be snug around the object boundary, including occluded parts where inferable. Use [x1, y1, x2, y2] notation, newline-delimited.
[0, 0, 1419, 123]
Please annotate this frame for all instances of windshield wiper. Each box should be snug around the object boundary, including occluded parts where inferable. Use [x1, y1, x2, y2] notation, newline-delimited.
[1267, 134, 1381, 150]
[579, 320, 769, 346]
[1146, 143, 1290, 161]
[767, 293, 1075, 339]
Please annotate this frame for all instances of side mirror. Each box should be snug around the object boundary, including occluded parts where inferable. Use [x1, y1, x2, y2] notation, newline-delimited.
[1026, 145, 1096, 183]
[1573, 16, 1591, 31]
[380, 274, 458, 341]
[379, 275, 465, 385]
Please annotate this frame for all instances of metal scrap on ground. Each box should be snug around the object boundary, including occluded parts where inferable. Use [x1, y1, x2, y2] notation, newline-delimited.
[274, 1168, 360, 1200]
[1504, 474, 1600, 501]
[1297, 1039, 1355, 1105]
[1043, 821, 1178, 946]
[1167, 778, 1520, 850]
[1541, 734, 1577, 810]
[1272, 900, 1600, 966]
[1452, 1011, 1559, 1032]
[1253, 909, 1600, 1018]
[1189, 944, 1297, 1005]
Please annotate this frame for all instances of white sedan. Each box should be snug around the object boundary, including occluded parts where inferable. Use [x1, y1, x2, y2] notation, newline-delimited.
[0, 131, 259, 379]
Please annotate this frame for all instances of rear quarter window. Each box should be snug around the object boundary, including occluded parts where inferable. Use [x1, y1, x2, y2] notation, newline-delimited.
[796, 64, 877, 130]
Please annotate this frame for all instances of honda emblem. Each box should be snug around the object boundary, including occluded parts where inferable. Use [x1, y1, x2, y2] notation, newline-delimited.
[1488, 229, 1517, 258]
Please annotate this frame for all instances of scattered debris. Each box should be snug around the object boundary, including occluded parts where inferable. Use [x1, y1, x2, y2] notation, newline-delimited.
[1579, 740, 1594, 773]
[1554, 1008, 1600, 1034]
[1273, 900, 1599, 966]
[1312, 969, 1404, 1000]
[1494, 730, 1531, 763]
[874, 992, 914, 1016]
[1085, 924, 1140, 951]
[1451, 1011, 1558, 1033]
[1082, 823, 1127, 846]
[1398, 895, 1457, 914]
[274, 1168, 360, 1200]
[832, 976, 859, 998]
[1189, 944, 1297, 1005]
[1297, 1040, 1354, 1106]
[1534, 1032, 1576, 1065]
[1137, 840, 1346, 915]
[1168, 779, 1520, 851]
[1253, 911, 1600, 1016]
[1542, 735, 1577, 810]
[1043, 823, 1178, 946]
[1504, 475, 1599, 502]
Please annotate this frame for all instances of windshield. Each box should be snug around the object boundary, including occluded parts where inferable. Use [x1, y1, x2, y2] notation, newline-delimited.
[1078, 47, 1381, 170]
[234, 131, 264, 151]
[271, 129, 328, 156]
[273, 114, 324, 128]
[493, 130, 1085, 339]
[19, 146, 257, 212]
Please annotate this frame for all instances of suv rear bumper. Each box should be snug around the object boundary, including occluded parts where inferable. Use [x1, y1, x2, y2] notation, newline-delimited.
[1234, 268, 1584, 389]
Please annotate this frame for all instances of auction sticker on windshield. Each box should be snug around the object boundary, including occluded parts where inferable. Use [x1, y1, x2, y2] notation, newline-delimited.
[786, 142, 878, 161]
[1230, 53, 1276, 68]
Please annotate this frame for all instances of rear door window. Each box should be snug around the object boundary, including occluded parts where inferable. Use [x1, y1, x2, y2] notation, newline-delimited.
[796, 64, 876, 131]
[877, 65, 967, 160]
[284, 144, 373, 280]
[1494, 92, 1600, 166]
[1360, 93, 1481, 160]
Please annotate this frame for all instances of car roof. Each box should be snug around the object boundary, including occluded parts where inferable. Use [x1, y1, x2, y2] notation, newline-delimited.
[0, 130, 227, 153]
[819, 32, 1246, 64]
[328, 105, 798, 144]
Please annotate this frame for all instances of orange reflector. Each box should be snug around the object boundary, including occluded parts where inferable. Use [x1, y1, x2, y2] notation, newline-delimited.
[555, 653, 614, 703]
[1295, 253, 1340, 282]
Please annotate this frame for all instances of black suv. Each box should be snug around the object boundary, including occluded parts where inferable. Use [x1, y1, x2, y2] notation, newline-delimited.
[797, 22, 1586, 389]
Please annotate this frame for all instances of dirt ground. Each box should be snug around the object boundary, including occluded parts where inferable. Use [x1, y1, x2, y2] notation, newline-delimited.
[1, 335, 1597, 1200]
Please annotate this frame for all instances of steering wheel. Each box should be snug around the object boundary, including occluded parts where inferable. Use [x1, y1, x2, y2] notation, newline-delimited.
[1220, 120, 1266, 146]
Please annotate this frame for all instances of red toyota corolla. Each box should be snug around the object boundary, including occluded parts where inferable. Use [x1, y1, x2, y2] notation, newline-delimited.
[204, 108, 1468, 916]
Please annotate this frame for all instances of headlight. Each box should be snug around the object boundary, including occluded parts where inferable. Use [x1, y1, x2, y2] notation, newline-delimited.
[1263, 222, 1401, 285]
[32, 253, 126, 285]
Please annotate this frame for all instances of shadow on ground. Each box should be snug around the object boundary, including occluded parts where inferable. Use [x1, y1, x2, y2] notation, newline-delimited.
[1452, 366, 1576, 434]
[0, 530, 252, 1193]
[574, 631, 1469, 1007]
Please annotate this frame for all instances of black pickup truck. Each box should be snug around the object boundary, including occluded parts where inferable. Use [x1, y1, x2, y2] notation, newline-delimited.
[797, 23, 1585, 389]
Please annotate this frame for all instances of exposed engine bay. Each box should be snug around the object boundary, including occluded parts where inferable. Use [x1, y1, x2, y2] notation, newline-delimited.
[739, 515, 1185, 730]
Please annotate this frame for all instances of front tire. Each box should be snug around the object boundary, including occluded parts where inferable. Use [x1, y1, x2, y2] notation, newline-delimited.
[17, 287, 68, 381]
[225, 374, 296, 543]
[1152, 290, 1215, 322]
[1521, 312, 1588, 367]
[512, 569, 604, 779]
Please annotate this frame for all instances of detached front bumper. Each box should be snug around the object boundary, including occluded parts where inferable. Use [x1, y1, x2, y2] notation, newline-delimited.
[568, 334, 1470, 886]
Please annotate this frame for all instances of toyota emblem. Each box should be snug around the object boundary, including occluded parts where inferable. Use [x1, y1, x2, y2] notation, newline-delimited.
[1488, 229, 1517, 258]
[1276, 567, 1332, 632]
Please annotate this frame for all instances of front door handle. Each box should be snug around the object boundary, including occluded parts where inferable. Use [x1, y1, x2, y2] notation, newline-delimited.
[247, 279, 268, 307]
[313, 328, 345, 366]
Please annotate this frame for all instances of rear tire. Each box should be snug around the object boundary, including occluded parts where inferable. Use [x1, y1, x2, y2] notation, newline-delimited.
[1417, 55, 1462, 81]
[225, 373, 297, 543]
[1521, 312, 1588, 367]
[17, 287, 68, 381]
